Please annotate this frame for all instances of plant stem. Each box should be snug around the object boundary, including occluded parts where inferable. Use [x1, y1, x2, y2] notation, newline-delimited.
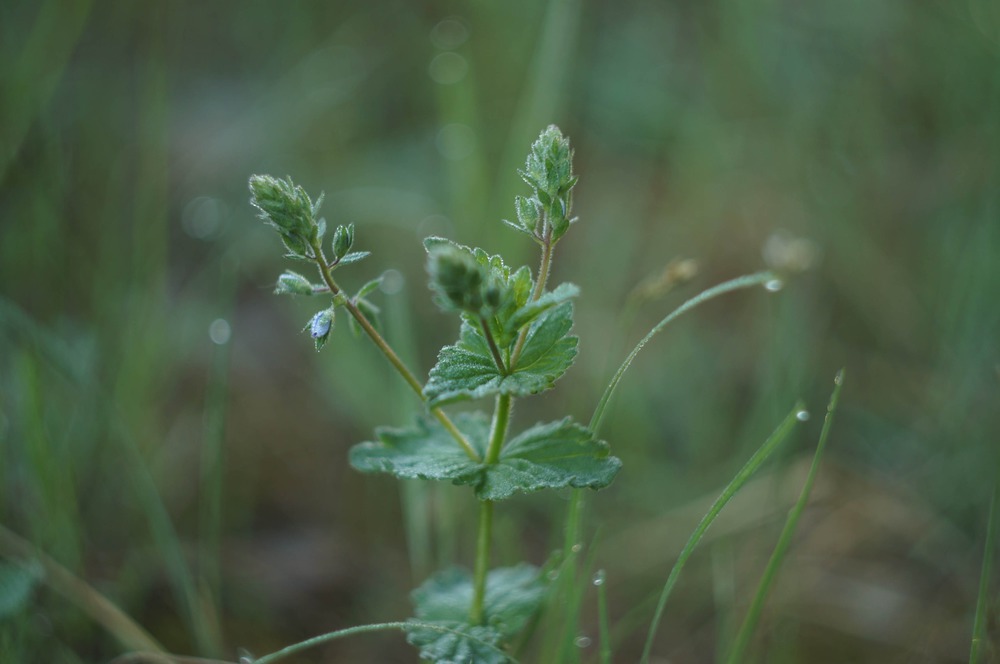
[590, 270, 775, 434]
[470, 500, 495, 625]
[510, 230, 554, 367]
[970, 474, 999, 663]
[485, 393, 513, 465]
[470, 393, 513, 623]
[479, 315, 509, 374]
[248, 620, 519, 664]
[309, 240, 480, 462]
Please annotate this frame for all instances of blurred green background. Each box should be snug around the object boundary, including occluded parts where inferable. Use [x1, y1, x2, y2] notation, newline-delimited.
[2, 0, 999, 662]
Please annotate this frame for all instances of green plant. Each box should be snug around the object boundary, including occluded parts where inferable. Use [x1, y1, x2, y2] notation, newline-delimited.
[250, 126, 621, 662]
[245, 126, 805, 663]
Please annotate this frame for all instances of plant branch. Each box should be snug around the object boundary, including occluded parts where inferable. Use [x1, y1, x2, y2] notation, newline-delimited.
[511, 228, 554, 368]
[478, 315, 509, 374]
[309, 240, 480, 462]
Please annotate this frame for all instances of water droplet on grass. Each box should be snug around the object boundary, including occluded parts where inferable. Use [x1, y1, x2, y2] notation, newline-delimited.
[571, 542, 583, 553]
[592, 569, 606, 586]
[547, 570, 560, 581]
[209, 318, 231, 345]
[764, 279, 784, 292]
[796, 410, 810, 421]
[574, 635, 592, 648]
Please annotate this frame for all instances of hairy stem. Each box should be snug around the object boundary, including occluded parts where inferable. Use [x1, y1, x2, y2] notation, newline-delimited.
[479, 315, 509, 374]
[470, 393, 513, 623]
[470, 500, 495, 625]
[511, 229, 554, 367]
[310, 240, 480, 462]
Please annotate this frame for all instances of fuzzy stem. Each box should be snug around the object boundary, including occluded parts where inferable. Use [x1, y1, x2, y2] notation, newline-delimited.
[310, 240, 480, 462]
[469, 500, 495, 625]
[479, 315, 509, 374]
[510, 229, 555, 367]
[470, 393, 513, 623]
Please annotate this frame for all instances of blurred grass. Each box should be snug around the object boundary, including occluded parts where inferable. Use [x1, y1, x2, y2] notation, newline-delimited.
[1, 0, 999, 661]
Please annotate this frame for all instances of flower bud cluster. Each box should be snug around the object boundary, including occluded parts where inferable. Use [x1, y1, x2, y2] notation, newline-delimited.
[427, 244, 501, 316]
[249, 174, 323, 258]
[510, 125, 579, 242]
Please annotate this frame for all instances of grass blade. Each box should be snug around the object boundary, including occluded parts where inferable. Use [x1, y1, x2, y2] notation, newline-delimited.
[589, 271, 775, 433]
[725, 370, 845, 664]
[639, 403, 803, 664]
[970, 478, 999, 663]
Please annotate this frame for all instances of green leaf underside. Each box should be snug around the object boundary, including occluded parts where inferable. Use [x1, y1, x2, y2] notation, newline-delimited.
[425, 301, 578, 408]
[407, 565, 545, 663]
[349, 414, 621, 500]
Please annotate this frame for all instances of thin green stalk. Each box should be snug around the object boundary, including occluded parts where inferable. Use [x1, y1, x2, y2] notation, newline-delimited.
[970, 477, 999, 663]
[309, 240, 480, 462]
[596, 570, 612, 664]
[470, 500, 495, 625]
[198, 258, 237, 646]
[479, 315, 509, 374]
[485, 393, 513, 465]
[510, 231, 554, 366]
[726, 371, 844, 664]
[471, 393, 514, 623]
[250, 621, 519, 664]
[589, 271, 776, 433]
[0, 524, 164, 654]
[639, 404, 803, 664]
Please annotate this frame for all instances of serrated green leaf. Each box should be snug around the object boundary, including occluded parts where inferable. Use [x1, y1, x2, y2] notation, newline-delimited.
[350, 413, 617, 501]
[425, 302, 578, 407]
[0, 561, 41, 619]
[502, 282, 579, 340]
[349, 412, 488, 485]
[407, 565, 545, 663]
[479, 418, 622, 500]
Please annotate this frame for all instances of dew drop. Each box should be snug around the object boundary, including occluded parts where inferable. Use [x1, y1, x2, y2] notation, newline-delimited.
[574, 635, 592, 648]
[209, 318, 231, 345]
[571, 542, 583, 553]
[592, 569, 606, 586]
[764, 279, 784, 292]
[834, 370, 844, 385]
[546, 570, 560, 581]
[796, 410, 810, 422]
[380, 269, 404, 295]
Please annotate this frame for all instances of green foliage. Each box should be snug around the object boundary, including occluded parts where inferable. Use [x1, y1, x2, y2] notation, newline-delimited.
[424, 302, 578, 407]
[514, 125, 578, 242]
[274, 271, 315, 296]
[248, 174, 323, 259]
[349, 414, 619, 501]
[406, 565, 545, 663]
